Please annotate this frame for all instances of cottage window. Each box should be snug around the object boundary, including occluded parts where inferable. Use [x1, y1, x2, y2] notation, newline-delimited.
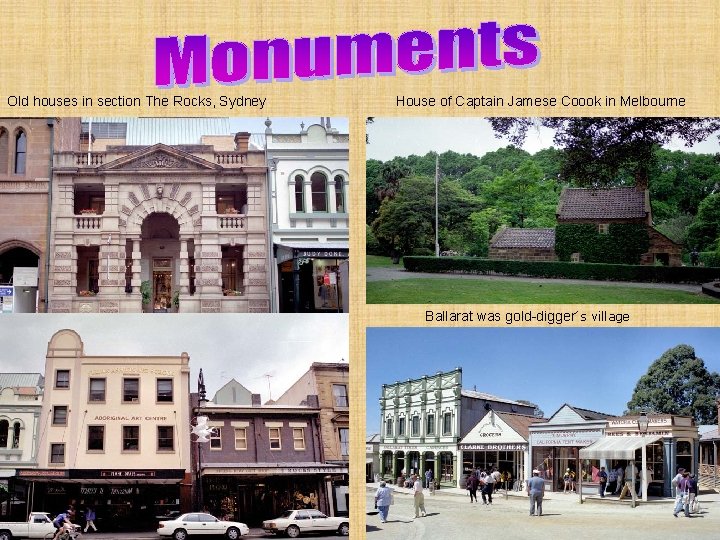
[234, 428, 247, 450]
[339, 427, 349, 457]
[269, 427, 281, 450]
[293, 428, 305, 450]
[411, 415, 420, 437]
[14, 130, 26, 174]
[334, 175, 345, 213]
[442, 412, 452, 435]
[158, 426, 174, 451]
[332, 384, 348, 407]
[123, 426, 140, 451]
[598, 223, 609, 235]
[52, 406, 68, 426]
[12, 423, 19, 449]
[55, 370, 70, 389]
[89, 378, 106, 402]
[210, 427, 222, 449]
[50, 443, 65, 464]
[570, 252, 581, 263]
[0, 420, 7, 448]
[427, 414, 435, 435]
[294, 175, 305, 212]
[398, 417, 406, 436]
[123, 378, 139, 402]
[87, 426, 104, 451]
[311, 171, 328, 212]
[385, 418, 393, 437]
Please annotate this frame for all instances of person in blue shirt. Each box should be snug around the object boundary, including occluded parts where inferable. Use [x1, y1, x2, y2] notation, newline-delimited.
[527, 469, 545, 516]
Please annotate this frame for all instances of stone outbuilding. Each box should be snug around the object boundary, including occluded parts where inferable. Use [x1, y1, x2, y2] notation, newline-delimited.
[488, 227, 557, 261]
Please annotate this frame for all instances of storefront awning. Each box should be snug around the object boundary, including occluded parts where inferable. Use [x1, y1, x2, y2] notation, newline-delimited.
[275, 242, 349, 264]
[579, 435, 662, 460]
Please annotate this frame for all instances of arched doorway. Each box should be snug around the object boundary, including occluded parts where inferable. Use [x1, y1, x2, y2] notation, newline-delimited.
[140, 213, 181, 312]
[0, 246, 39, 285]
[0, 242, 41, 313]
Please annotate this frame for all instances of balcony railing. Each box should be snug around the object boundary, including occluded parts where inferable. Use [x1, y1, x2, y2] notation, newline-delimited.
[55, 152, 107, 168]
[218, 215, 246, 230]
[75, 215, 102, 230]
[214, 152, 246, 166]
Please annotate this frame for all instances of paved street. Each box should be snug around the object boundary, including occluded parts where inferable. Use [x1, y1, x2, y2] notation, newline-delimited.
[366, 485, 720, 539]
[52, 528, 341, 539]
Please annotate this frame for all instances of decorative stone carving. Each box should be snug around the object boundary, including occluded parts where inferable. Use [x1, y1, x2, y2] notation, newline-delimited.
[139, 154, 186, 169]
[249, 278, 265, 286]
[100, 280, 119, 286]
[170, 183, 180, 199]
[249, 264, 265, 272]
[156, 184, 164, 198]
[119, 218, 127, 227]
[197, 278, 217, 286]
[332, 135, 350, 142]
[54, 252, 71, 259]
[248, 251, 265, 258]
[249, 300, 269, 308]
[198, 265, 219, 272]
[99, 301, 120, 313]
[141, 184, 151, 199]
[54, 266, 72, 273]
[273, 135, 302, 143]
[180, 192, 192, 206]
[188, 205, 199, 216]
[54, 280, 72, 286]
[129, 192, 140, 206]
[121, 205, 132, 216]
[200, 252, 219, 258]
[78, 303, 94, 313]
[200, 300, 222, 313]
[51, 302, 71, 313]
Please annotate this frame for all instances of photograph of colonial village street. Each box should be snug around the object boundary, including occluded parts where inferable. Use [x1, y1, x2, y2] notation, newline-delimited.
[0, 315, 349, 538]
[366, 118, 720, 304]
[366, 328, 720, 539]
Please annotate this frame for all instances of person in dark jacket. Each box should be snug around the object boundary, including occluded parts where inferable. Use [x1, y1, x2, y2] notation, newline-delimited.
[466, 473, 479, 503]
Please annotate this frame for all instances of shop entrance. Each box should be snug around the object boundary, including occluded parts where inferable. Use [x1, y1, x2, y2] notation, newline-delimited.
[555, 447, 577, 491]
[152, 265, 172, 311]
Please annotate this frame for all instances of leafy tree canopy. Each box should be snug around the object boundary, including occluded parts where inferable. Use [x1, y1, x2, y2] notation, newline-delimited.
[626, 344, 720, 424]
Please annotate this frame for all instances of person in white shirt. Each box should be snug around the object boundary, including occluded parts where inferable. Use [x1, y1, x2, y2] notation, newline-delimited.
[618, 462, 637, 504]
[412, 474, 426, 518]
[614, 466, 624, 494]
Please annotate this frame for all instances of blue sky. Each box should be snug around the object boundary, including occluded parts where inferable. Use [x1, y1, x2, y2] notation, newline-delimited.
[366, 327, 720, 435]
[229, 117, 348, 134]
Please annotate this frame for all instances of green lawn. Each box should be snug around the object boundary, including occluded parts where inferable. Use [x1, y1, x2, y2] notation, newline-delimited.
[366, 254, 403, 268]
[366, 278, 720, 304]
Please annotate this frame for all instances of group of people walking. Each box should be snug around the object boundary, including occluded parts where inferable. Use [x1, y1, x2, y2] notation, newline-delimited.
[465, 468, 501, 505]
[672, 468, 699, 518]
[374, 473, 427, 523]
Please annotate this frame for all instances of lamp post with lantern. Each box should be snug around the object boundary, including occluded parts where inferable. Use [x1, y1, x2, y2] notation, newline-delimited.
[192, 369, 215, 511]
[637, 410, 650, 503]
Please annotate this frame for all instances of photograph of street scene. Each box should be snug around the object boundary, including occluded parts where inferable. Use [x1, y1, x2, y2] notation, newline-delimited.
[366, 117, 720, 304]
[0, 314, 349, 538]
[366, 327, 720, 539]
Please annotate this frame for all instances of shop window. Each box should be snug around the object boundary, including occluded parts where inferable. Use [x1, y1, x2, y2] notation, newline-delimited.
[427, 414, 435, 436]
[88, 378, 106, 402]
[332, 384, 348, 407]
[385, 418, 393, 437]
[0, 128, 8, 174]
[55, 369, 70, 389]
[0, 420, 7, 448]
[411, 415, 420, 437]
[210, 427, 222, 449]
[12, 423, 20, 449]
[156, 378, 173, 402]
[598, 223, 609, 235]
[442, 412, 452, 435]
[311, 171, 328, 212]
[158, 426, 174, 451]
[14, 130, 26, 174]
[293, 428, 305, 450]
[295, 175, 305, 212]
[123, 378, 139, 402]
[50, 443, 65, 464]
[123, 426, 140, 451]
[269, 427, 281, 450]
[234, 428, 247, 450]
[52, 406, 68, 426]
[334, 175, 345, 212]
[339, 428, 349, 457]
[398, 417, 406, 436]
[87, 425, 104, 451]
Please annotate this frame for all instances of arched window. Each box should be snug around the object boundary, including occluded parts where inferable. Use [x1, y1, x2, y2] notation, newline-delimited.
[0, 420, 8, 448]
[311, 172, 327, 212]
[334, 175, 345, 213]
[12, 422, 20, 449]
[294, 175, 304, 212]
[14, 130, 27, 174]
[0, 128, 8, 174]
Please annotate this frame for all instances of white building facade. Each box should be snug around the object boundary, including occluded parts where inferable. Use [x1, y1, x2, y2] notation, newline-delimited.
[265, 118, 349, 313]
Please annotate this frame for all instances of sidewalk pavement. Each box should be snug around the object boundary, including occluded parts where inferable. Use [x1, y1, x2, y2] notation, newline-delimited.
[366, 481, 720, 506]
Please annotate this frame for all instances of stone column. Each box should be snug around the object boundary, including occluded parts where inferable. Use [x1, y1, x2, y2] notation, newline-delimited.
[664, 438, 675, 497]
[434, 453, 440, 486]
[131, 238, 141, 291]
[403, 453, 410, 477]
[392, 452, 398, 481]
[179, 238, 190, 294]
[328, 178, 337, 213]
[288, 178, 297, 213]
[303, 180, 313, 213]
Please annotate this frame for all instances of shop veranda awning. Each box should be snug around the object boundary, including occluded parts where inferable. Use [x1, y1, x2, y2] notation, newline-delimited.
[579, 436, 662, 460]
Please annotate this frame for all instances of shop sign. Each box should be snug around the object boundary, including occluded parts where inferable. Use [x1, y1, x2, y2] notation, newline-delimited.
[100, 470, 157, 478]
[81, 487, 106, 495]
[17, 469, 69, 478]
[204, 466, 344, 475]
[531, 430, 603, 447]
[380, 444, 456, 452]
[89, 367, 173, 376]
[13, 267, 38, 287]
[459, 443, 528, 451]
[296, 249, 347, 259]
[607, 417, 671, 428]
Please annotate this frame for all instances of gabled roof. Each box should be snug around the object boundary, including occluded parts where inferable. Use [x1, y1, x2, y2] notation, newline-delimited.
[367, 433, 381, 444]
[490, 227, 555, 249]
[700, 427, 719, 442]
[0, 373, 44, 391]
[460, 390, 527, 407]
[557, 187, 649, 220]
[98, 143, 223, 172]
[496, 412, 548, 440]
[548, 403, 616, 422]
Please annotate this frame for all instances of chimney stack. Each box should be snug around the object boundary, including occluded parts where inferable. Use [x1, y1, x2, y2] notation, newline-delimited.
[234, 132, 251, 152]
[251, 393, 262, 407]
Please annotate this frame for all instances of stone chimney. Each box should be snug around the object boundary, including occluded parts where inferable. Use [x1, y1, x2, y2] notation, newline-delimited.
[305, 394, 320, 408]
[251, 393, 262, 407]
[234, 131, 251, 152]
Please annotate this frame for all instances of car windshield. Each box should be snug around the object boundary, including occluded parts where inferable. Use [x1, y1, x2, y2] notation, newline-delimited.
[279, 511, 295, 518]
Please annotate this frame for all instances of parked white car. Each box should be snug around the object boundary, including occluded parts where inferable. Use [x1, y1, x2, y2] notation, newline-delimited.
[157, 512, 249, 539]
[262, 509, 349, 537]
[0, 512, 56, 540]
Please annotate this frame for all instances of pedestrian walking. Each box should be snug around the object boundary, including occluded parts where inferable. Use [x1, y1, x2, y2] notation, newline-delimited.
[614, 465, 624, 494]
[466, 473, 479, 503]
[374, 481, 394, 523]
[412, 474, 426, 518]
[673, 470, 692, 517]
[671, 467, 685, 516]
[425, 468, 433, 489]
[688, 473, 699, 514]
[527, 469, 545, 517]
[481, 469, 495, 505]
[563, 469, 572, 493]
[618, 462, 637, 505]
[598, 466, 608, 498]
[84, 506, 98, 533]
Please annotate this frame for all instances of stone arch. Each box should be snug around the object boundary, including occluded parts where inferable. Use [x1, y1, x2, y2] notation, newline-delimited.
[119, 192, 200, 237]
[0, 239, 41, 257]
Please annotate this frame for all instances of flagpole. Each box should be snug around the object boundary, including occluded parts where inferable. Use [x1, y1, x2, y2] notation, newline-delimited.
[435, 155, 439, 257]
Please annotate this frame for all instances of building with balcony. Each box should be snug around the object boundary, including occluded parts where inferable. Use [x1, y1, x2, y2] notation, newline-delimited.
[193, 378, 345, 525]
[379, 368, 535, 488]
[273, 362, 349, 515]
[20, 329, 192, 532]
[0, 373, 44, 519]
[47, 118, 270, 313]
[0, 118, 57, 313]
[265, 119, 349, 312]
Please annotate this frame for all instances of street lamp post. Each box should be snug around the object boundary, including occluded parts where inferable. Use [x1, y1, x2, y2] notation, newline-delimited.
[637, 411, 649, 503]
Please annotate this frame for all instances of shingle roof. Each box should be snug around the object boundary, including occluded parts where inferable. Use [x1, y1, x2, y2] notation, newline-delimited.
[496, 412, 548, 439]
[490, 228, 555, 249]
[557, 187, 649, 220]
[700, 428, 719, 441]
[566, 404, 617, 421]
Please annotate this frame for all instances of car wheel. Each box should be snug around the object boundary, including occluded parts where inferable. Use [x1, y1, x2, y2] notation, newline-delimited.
[0, 530, 11, 540]
[172, 529, 188, 540]
[226, 526, 241, 539]
[286, 524, 301, 538]
[337, 522, 349, 536]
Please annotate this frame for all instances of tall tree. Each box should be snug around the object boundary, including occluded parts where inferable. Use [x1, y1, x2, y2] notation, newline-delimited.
[489, 118, 720, 188]
[626, 344, 720, 424]
[686, 193, 720, 251]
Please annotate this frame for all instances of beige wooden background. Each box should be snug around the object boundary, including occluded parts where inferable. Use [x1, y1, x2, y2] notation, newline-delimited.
[2, 2, 720, 537]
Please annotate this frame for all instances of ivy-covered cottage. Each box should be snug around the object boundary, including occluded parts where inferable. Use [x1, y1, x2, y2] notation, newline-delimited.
[489, 186, 682, 266]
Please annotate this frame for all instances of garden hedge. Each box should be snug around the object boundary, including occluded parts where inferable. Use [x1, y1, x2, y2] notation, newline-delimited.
[402, 257, 720, 284]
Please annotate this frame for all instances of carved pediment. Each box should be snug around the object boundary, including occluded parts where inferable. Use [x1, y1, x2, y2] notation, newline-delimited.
[98, 143, 222, 172]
